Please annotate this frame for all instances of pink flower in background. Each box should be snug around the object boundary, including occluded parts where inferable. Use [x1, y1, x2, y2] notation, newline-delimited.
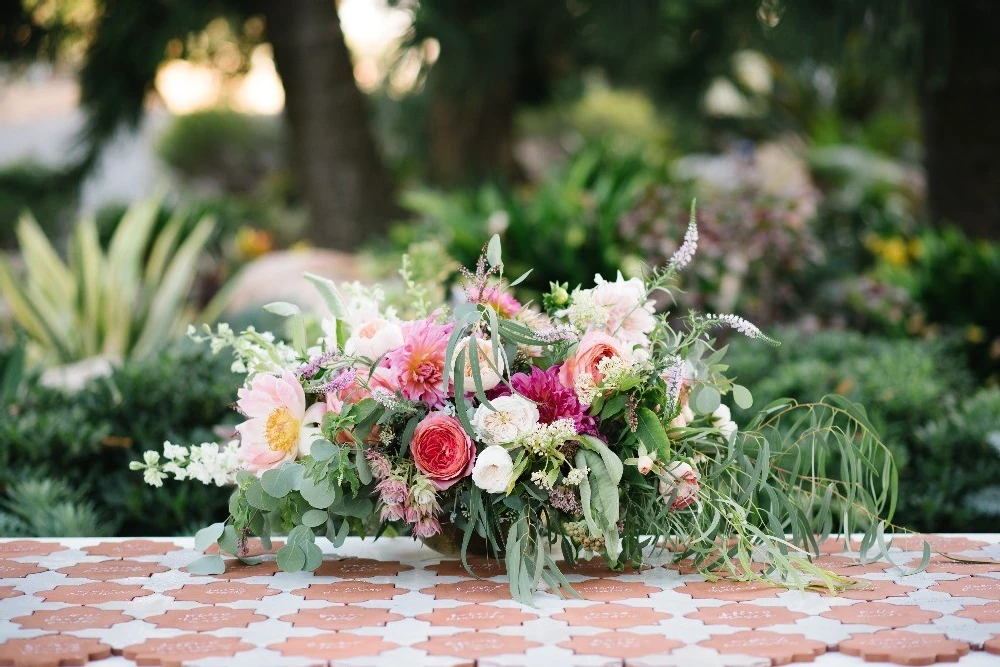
[659, 461, 700, 510]
[494, 365, 597, 436]
[410, 412, 475, 490]
[559, 331, 629, 390]
[385, 317, 454, 407]
[467, 284, 522, 318]
[591, 274, 656, 347]
[235, 371, 324, 475]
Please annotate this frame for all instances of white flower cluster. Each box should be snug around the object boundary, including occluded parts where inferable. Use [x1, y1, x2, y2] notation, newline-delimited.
[521, 419, 578, 457]
[131, 441, 243, 488]
[574, 374, 601, 408]
[596, 355, 644, 388]
[564, 273, 656, 349]
[188, 323, 297, 375]
[563, 466, 589, 486]
[565, 289, 610, 333]
[530, 470, 554, 490]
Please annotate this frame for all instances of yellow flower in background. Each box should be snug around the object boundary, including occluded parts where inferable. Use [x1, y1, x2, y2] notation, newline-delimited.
[879, 237, 910, 268]
[966, 325, 986, 344]
[235, 227, 274, 259]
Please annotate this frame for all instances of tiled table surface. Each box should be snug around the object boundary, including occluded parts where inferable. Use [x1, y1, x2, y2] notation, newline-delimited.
[1, 535, 999, 666]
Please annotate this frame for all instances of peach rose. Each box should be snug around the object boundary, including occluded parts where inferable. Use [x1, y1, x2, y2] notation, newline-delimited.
[658, 461, 700, 510]
[410, 412, 475, 490]
[559, 331, 629, 390]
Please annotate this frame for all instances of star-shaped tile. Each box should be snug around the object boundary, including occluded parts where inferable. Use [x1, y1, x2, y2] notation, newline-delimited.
[38, 582, 153, 604]
[122, 634, 255, 667]
[674, 581, 784, 602]
[417, 604, 537, 629]
[838, 630, 970, 664]
[144, 606, 267, 631]
[11, 607, 133, 631]
[419, 580, 511, 603]
[56, 559, 169, 581]
[0, 635, 111, 667]
[699, 631, 826, 665]
[821, 602, 941, 628]
[280, 606, 403, 630]
[291, 581, 403, 603]
[686, 603, 807, 628]
[559, 631, 682, 659]
[552, 603, 670, 629]
[0, 541, 68, 558]
[414, 632, 540, 659]
[314, 558, 413, 578]
[163, 581, 279, 603]
[81, 540, 182, 558]
[0, 560, 46, 579]
[269, 633, 397, 659]
[929, 577, 1000, 600]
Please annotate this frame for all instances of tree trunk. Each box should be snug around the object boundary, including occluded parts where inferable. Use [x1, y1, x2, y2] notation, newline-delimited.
[921, 0, 1000, 239]
[428, 84, 519, 185]
[263, 0, 398, 250]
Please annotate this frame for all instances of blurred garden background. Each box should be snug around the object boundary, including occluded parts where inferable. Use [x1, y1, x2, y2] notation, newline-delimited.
[1, 0, 998, 538]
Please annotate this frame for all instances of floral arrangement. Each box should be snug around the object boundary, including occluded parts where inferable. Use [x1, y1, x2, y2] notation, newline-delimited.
[135, 205, 917, 603]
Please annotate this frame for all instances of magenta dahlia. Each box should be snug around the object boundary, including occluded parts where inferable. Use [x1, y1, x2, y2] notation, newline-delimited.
[493, 365, 598, 436]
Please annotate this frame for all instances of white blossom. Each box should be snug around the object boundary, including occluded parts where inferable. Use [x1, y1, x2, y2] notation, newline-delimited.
[472, 445, 515, 494]
[472, 395, 539, 445]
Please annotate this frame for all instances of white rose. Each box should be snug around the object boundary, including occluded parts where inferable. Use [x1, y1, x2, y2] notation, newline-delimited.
[471, 395, 539, 445]
[457, 336, 505, 391]
[344, 318, 404, 361]
[472, 445, 515, 494]
[712, 404, 738, 440]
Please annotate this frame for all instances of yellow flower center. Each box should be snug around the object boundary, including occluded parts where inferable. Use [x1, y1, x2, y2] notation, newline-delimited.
[265, 407, 300, 454]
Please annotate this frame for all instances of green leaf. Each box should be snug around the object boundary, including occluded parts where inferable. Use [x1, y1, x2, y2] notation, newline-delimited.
[486, 234, 502, 267]
[187, 554, 226, 576]
[245, 481, 280, 511]
[260, 462, 304, 498]
[636, 407, 671, 459]
[577, 435, 623, 486]
[599, 395, 627, 419]
[299, 475, 338, 509]
[301, 509, 328, 528]
[303, 272, 349, 320]
[194, 522, 225, 551]
[276, 545, 306, 572]
[509, 269, 533, 287]
[217, 525, 238, 555]
[327, 518, 350, 547]
[693, 385, 721, 414]
[310, 439, 338, 462]
[303, 543, 324, 571]
[732, 384, 753, 410]
[263, 301, 301, 317]
[355, 445, 372, 485]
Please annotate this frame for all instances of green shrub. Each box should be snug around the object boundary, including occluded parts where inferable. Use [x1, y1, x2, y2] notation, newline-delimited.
[726, 329, 998, 532]
[0, 341, 240, 537]
[0, 161, 77, 249]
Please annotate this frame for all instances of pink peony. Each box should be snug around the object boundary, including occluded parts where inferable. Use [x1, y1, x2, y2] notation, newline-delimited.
[493, 365, 597, 436]
[385, 317, 454, 407]
[559, 331, 629, 391]
[591, 274, 656, 348]
[410, 412, 475, 490]
[659, 461, 700, 510]
[235, 370, 325, 475]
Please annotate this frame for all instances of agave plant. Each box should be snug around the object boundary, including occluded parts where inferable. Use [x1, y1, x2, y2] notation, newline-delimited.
[0, 195, 230, 365]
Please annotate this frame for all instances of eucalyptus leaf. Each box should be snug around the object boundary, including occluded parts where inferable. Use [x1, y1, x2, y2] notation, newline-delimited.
[310, 439, 339, 463]
[260, 462, 303, 498]
[693, 385, 722, 414]
[217, 525, 238, 556]
[299, 475, 338, 509]
[186, 554, 226, 576]
[486, 234, 502, 267]
[263, 301, 301, 317]
[276, 545, 306, 572]
[301, 509, 328, 528]
[245, 481, 280, 511]
[732, 384, 753, 410]
[194, 522, 225, 552]
[303, 272, 348, 319]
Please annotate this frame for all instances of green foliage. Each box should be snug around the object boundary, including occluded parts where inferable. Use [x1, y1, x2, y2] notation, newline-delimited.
[726, 329, 1000, 531]
[392, 144, 660, 294]
[0, 342, 239, 537]
[0, 195, 227, 365]
[0, 161, 77, 249]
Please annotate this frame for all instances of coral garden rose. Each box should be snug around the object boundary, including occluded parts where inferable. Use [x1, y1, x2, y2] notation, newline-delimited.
[410, 412, 475, 490]
[235, 370, 325, 475]
[559, 331, 629, 391]
[344, 318, 405, 361]
[659, 461, 700, 510]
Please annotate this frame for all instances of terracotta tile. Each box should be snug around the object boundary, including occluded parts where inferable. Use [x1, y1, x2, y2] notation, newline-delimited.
[189, 559, 280, 579]
[11, 607, 133, 631]
[667, 558, 766, 576]
[269, 633, 397, 659]
[895, 535, 989, 553]
[920, 558, 1000, 575]
[838, 630, 970, 665]
[806, 556, 889, 576]
[821, 602, 941, 628]
[420, 580, 511, 603]
[674, 581, 784, 602]
[145, 606, 267, 631]
[985, 635, 1000, 656]
[292, 581, 403, 603]
[929, 577, 1000, 601]
[0, 540, 68, 558]
[955, 601, 1000, 623]
[39, 582, 152, 604]
[313, 558, 413, 578]
[0, 560, 46, 578]
[0, 635, 110, 667]
[426, 558, 506, 578]
[562, 560, 652, 577]
[81, 539, 182, 558]
[568, 579, 662, 602]
[163, 581, 279, 603]
[686, 604, 807, 628]
[817, 537, 862, 554]
[0, 586, 23, 600]
[122, 634, 253, 667]
[560, 632, 681, 659]
[819, 579, 917, 601]
[414, 632, 540, 659]
[280, 606, 403, 630]
[416, 604, 537, 629]
[699, 631, 826, 665]
[205, 538, 283, 557]
[56, 559, 169, 581]
[552, 603, 670, 629]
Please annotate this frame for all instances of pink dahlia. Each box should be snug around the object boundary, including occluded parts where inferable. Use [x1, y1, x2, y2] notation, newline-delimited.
[467, 284, 522, 318]
[384, 317, 454, 407]
[493, 365, 597, 436]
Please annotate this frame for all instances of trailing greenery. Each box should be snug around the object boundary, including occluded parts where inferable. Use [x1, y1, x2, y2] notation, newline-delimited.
[0, 340, 239, 537]
[726, 329, 1000, 532]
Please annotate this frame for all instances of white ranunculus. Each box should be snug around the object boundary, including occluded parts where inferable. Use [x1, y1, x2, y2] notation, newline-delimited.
[471, 395, 539, 445]
[344, 318, 404, 361]
[712, 404, 738, 440]
[472, 445, 515, 494]
[457, 336, 505, 391]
